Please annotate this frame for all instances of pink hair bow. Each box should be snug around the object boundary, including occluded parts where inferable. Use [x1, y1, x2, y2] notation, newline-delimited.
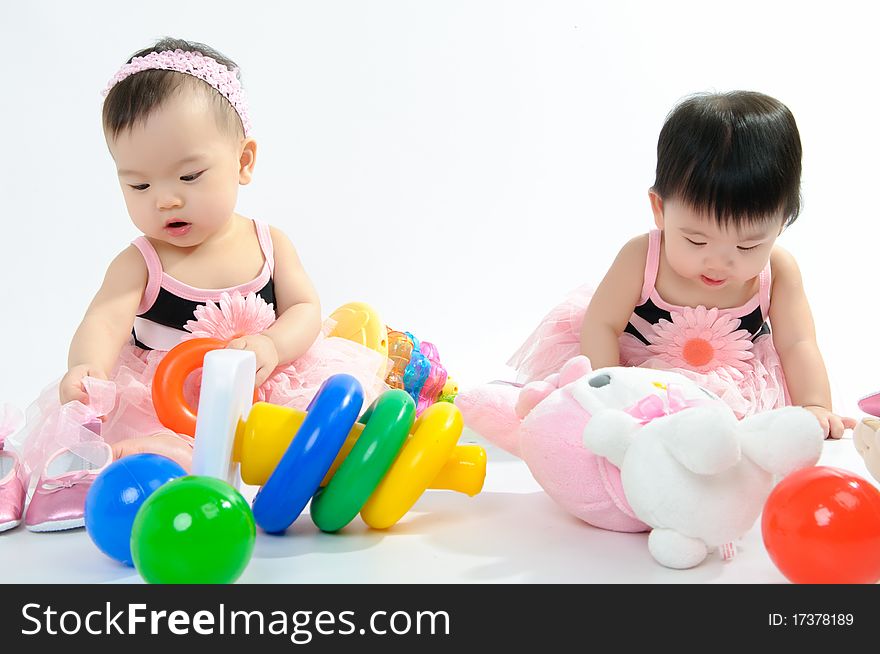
[623, 384, 713, 424]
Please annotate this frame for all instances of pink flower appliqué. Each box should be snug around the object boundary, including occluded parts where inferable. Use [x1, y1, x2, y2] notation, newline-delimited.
[645, 306, 754, 374]
[183, 291, 276, 341]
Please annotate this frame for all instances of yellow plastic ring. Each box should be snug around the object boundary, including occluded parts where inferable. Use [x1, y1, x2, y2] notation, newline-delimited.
[359, 401, 463, 529]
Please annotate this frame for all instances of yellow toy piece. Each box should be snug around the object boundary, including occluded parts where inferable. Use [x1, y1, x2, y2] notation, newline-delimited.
[442, 377, 459, 397]
[430, 445, 486, 497]
[236, 403, 369, 486]
[327, 302, 388, 358]
[236, 403, 305, 484]
[359, 401, 482, 529]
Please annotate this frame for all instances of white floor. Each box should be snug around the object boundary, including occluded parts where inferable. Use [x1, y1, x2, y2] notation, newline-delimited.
[0, 430, 871, 584]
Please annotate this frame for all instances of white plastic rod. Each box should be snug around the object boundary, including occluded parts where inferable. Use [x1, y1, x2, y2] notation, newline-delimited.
[192, 349, 257, 485]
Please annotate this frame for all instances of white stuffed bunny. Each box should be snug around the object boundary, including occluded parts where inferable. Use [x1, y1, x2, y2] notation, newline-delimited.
[456, 356, 825, 568]
[573, 367, 824, 568]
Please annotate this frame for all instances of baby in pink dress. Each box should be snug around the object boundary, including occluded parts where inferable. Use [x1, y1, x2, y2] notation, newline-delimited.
[488, 91, 854, 438]
[5, 38, 388, 532]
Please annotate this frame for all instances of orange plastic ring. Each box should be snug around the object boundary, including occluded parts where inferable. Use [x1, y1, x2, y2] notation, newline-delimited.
[152, 338, 259, 437]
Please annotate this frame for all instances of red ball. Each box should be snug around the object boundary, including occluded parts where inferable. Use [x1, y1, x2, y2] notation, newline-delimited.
[761, 466, 880, 584]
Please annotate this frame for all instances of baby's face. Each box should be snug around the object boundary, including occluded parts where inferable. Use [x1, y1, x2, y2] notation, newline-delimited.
[106, 88, 247, 247]
[656, 198, 783, 291]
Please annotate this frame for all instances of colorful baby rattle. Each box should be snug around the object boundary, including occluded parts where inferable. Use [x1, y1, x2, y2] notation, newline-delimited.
[386, 329, 452, 414]
[327, 302, 455, 414]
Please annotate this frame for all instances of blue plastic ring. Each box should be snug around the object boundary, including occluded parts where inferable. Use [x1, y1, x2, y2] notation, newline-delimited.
[252, 374, 364, 533]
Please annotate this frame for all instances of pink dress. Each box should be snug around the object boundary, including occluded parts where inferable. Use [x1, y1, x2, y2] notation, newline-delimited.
[10, 220, 390, 476]
[508, 230, 789, 419]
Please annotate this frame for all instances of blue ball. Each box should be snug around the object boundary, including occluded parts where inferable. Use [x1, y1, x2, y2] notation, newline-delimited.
[84, 454, 186, 566]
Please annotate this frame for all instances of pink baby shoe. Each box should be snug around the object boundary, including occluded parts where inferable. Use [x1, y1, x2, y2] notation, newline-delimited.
[0, 448, 26, 533]
[0, 404, 26, 533]
[25, 441, 112, 532]
[859, 392, 880, 418]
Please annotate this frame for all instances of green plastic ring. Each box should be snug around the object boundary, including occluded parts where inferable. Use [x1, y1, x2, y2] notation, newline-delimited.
[310, 389, 415, 532]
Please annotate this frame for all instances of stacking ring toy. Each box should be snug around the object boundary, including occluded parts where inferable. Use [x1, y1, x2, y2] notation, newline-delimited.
[251, 374, 364, 533]
[172, 351, 486, 532]
[191, 349, 257, 485]
[425, 444, 486, 496]
[153, 338, 258, 437]
[361, 401, 469, 529]
[236, 403, 308, 485]
[310, 389, 416, 532]
[233, 394, 484, 531]
[236, 403, 484, 497]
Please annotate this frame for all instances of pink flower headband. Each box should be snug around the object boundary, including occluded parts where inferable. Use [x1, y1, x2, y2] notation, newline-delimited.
[102, 49, 253, 137]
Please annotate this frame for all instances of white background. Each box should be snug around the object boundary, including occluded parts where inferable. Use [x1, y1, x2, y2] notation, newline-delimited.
[1, 1, 877, 413]
[0, 1, 879, 584]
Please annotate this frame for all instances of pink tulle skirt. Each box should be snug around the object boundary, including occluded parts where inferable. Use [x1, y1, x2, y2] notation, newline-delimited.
[10, 323, 390, 477]
[507, 284, 789, 419]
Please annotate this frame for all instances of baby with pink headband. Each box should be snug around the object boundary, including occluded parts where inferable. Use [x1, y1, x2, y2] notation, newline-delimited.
[2, 38, 389, 533]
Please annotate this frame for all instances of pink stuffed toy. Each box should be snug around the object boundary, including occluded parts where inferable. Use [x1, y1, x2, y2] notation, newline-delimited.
[456, 356, 648, 532]
[456, 354, 823, 564]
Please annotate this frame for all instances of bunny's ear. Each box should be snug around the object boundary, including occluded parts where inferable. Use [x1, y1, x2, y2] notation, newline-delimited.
[558, 355, 593, 386]
[515, 381, 557, 419]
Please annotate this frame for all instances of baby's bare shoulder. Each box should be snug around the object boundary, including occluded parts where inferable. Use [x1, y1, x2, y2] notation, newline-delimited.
[769, 245, 801, 284]
[614, 233, 650, 269]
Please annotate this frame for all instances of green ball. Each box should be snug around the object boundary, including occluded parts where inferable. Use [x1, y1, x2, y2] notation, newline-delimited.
[131, 476, 255, 584]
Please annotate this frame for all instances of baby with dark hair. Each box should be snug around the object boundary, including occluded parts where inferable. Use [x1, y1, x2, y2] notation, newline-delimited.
[507, 91, 853, 438]
[6, 38, 389, 532]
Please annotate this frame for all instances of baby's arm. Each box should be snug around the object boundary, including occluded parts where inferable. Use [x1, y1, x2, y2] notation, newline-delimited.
[579, 236, 647, 369]
[227, 226, 321, 386]
[61, 246, 148, 404]
[768, 246, 855, 439]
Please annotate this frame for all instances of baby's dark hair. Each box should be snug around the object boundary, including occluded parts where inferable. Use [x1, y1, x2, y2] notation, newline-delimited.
[102, 37, 244, 140]
[652, 91, 802, 228]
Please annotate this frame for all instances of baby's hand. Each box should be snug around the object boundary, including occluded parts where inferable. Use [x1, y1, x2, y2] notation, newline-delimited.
[226, 334, 279, 387]
[59, 364, 107, 405]
[112, 433, 193, 472]
[803, 405, 857, 440]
